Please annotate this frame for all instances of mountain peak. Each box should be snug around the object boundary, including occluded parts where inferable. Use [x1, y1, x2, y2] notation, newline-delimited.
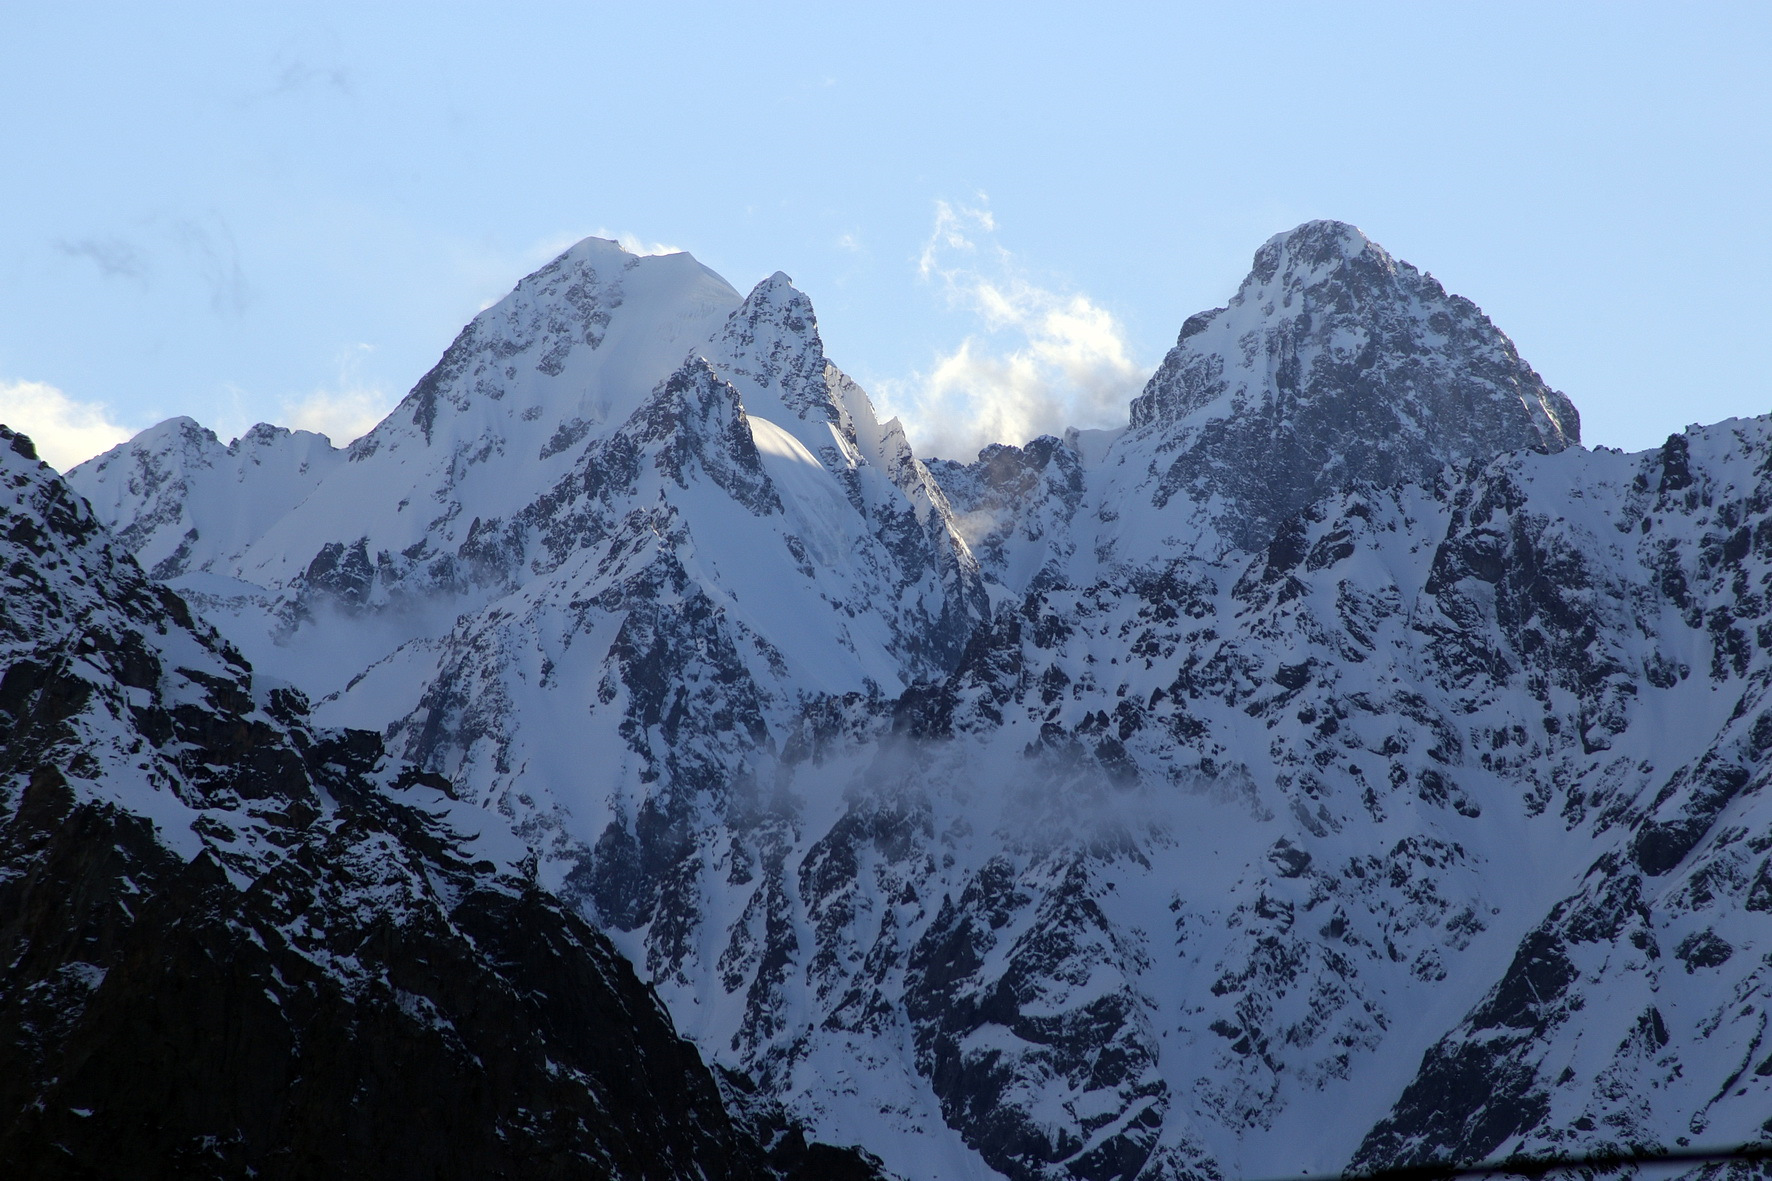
[558, 233, 642, 259]
[738, 270, 809, 316]
[704, 272, 838, 440]
[1252, 219, 1377, 279]
[350, 235, 741, 458]
[1233, 220, 1405, 314]
[1119, 222, 1580, 553]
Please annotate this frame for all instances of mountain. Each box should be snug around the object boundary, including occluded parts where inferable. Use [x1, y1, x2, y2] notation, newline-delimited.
[893, 422, 1772, 1178]
[63, 223, 1772, 1181]
[1120, 219, 1578, 550]
[69, 416, 344, 581]
[0, 424, 887, 1179]
[930, 221, 1580, 586]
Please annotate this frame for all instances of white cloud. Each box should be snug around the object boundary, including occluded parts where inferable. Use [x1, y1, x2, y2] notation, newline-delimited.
[280, 387, 391, 445]
[916, 197, 996, 279]
[0, 380, 137, 472]
[278, 344, 394, 445]
[885, 198, 1148, 461]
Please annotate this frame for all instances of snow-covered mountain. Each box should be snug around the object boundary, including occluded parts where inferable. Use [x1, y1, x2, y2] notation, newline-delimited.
[62, 222, 1772, 1181]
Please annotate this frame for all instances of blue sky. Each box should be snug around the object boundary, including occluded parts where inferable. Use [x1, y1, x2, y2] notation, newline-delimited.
[3, 2, 1768, 469]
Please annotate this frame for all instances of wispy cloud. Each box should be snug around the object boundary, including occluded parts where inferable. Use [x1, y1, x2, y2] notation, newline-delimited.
[233, 47, 355, 108]
[589, 228, 683, 258]
[281, 388, 389, 445]
[55, 236, 151, 283]
[0, 380, 138, 472]
[170, 215, 252, 315]
[278, 344, 393, 445]
[269, 60, 353, 98]
[917, 197, 996, 279]
[884, 197, 1148, 462]
[52, 215, 253, 315]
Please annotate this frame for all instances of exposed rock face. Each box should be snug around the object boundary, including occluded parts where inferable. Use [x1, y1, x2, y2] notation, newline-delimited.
[1346, 426, 1772, 1169]
[926, 432, 1092, 590]
[60, 225, 1772, 1181]
[880, 421, 1772, 1179]
[0, 425, 886, 1181]
[924, 223, 1582, 594]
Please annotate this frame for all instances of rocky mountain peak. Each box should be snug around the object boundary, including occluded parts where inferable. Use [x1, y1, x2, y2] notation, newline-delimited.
[627, 356, 782, 515]
[69, 416, 342, 581]
[1247, 218, 1378, 287]
[927, 434, 1089, 588]
[355, 236, 741, 460]
[757, 269, 797, 294]
[1118, 220, 1581, 553]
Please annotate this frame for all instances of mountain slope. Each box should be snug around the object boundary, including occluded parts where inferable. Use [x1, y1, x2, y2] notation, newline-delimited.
[868, 420, 1772, 1179]
[0, 424, 885, 1180]
[1350, 422, 1772, 1168]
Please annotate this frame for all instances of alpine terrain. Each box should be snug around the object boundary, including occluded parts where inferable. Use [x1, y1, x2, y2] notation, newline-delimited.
[0, 423, 889, 1178]
[20, 219, 1772, 1180]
